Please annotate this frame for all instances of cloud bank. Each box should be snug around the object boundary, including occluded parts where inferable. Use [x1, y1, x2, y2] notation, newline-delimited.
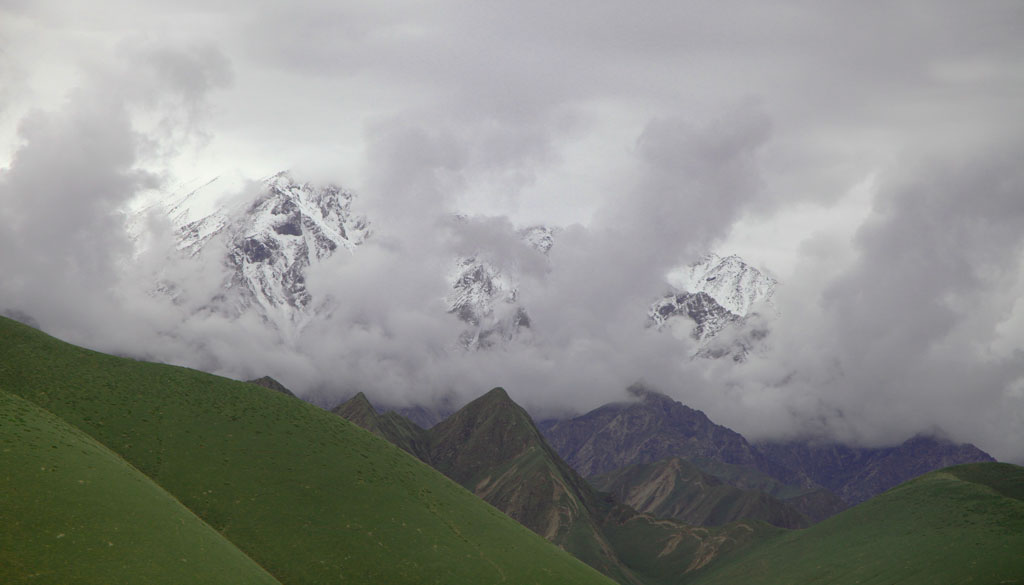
[2, 1, 1023, 462]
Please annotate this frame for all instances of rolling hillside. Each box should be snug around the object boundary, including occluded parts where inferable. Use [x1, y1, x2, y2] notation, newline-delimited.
[689, 462, 1024, 585]
[0, 316, 614, 585]
[0, 388, 281, 585]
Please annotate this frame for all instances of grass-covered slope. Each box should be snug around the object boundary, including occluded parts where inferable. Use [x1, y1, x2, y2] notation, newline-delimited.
[689, 462, 1024, 585]
[427, 388, 640, 584]
[0, 317, 614, 585]
[338, 387, 775, 585]
[332, 391, 433, 461]
[0, 388, 281, 585]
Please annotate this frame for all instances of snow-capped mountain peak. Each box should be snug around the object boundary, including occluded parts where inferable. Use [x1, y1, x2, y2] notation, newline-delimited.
[650, 253, 778, 360]
[519, 225, 556, 255]
[158, 171, 370, 334]
[445, 225, 554, 349]
[667, 252, 776, 317]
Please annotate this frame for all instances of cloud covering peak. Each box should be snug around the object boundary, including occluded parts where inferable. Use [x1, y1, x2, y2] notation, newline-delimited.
[2, 1, 1023, 462]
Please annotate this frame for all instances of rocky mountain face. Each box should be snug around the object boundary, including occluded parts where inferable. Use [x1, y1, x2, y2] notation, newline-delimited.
[159, 172, 370, 335]
[756, 436, 997, 505]
[649, 292, 739, 342]
[445, 225, 554, 349]
[649, 254, 777, 359]
[543, 387, 996, 513]
[335, 388, 633, 583]
[153, 172, 773, 355]
[542, 386, 802, 484]
[591, 457, 810, 529]
[425, 388, 630, 581]
[670, 253, 776, 317]
[154, 174, 565, 350]
[334, 387, 770, 585]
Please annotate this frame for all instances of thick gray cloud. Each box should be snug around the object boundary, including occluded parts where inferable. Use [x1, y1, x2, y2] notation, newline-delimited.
[2, 1, 1023, 462]
[0, 39, 231, 346]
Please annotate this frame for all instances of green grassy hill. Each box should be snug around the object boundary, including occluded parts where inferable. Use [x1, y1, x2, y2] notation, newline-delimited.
[0, 388, 281, 585]
[688, 462, 1024, 585]
[0, 317, 614, 585]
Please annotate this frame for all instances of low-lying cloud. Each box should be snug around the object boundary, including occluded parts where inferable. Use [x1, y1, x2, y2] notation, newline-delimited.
[2, 1, 1023, 463]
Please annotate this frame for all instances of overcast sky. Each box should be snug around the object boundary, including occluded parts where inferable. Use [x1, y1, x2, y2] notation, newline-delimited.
[2, 1, 1024, 462]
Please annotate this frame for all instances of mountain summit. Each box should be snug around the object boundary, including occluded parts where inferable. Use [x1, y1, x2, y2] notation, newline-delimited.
[336, 386, 770, 585]
[160, 172, 370, 334]
[650, 254, 777, 357]
[445, 225, 555, 349]
[669, 253, 776, 317]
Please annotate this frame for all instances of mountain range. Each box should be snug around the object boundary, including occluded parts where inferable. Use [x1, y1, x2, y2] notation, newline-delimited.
[332, 379, 996, 583]
[3, 316, 1021, 584]
[333, 385, 774, 585]
[0, 316, 611, 585]
[1, 170, 983, 583]
[541, 385, 993, 509]
[145, 172, 774, 354]
[145, 171, 995, 509]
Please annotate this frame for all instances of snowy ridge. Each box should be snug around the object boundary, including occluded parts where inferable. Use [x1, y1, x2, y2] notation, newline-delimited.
[648, 291, 739, 342]
[143, 169, 772, 360]
[446, 225, 554, 349]
[668, 253, 776, 317]
[164, 171, 370, 335]
[520, 225, 556, 255]
[651, 253, 778, 359]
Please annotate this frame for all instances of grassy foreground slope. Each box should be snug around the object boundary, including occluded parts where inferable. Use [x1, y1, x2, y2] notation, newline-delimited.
[689, 462, 1024, 585]
[0, 388, 281, 585]
[0, 317, 613, 585]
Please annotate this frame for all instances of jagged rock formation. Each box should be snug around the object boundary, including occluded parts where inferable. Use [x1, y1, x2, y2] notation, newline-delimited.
[157, 172, 369, 335]
[650, 254, 777, 359]
[669, 253, 776, 317]
[151, 172, 771, 356]
[445, 225, 554, 349]
[649, 292, 739, 342]
[153, 176, 562, 350]
[334, 387, 769, 585]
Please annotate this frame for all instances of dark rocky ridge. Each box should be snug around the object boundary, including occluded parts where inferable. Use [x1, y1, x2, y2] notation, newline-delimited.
[542, 385, 807, 487]
[649, 291, 739, 341]
[543, 386, 995, 512]
[334, 387, 769, 585]
[756, 435, 997, 505]
[247, 375, 296, 397]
